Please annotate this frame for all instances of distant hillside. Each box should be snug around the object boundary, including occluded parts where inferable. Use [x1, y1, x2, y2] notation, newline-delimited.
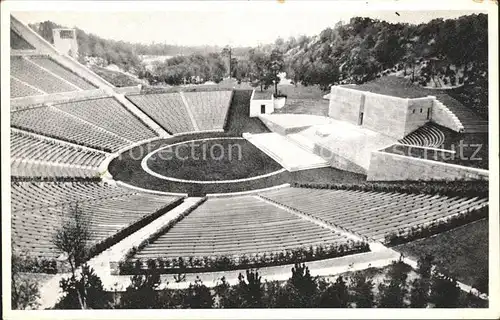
[27, 15, 488, 116]
[276, 14, 488, 115]
[28, 21, 251, 71]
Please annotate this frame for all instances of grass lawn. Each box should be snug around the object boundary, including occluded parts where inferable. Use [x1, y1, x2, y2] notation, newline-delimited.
[109, 132, 291, 196]
[394, 219, 488, 293]
[147, 138, 282, 181]
[90, 65, 142, 87]
[224, 90, 270, 134]
[255, 83, 330, 117]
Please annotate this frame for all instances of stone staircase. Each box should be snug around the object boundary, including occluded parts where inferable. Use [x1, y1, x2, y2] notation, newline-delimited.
[244, 132, 330, 172]
[435, 94, 488, 133]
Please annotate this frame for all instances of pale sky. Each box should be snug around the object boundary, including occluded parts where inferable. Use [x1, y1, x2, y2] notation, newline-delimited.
[12, 9, 484, 47]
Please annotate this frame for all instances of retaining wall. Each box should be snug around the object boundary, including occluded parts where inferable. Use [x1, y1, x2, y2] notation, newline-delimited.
[367, 151, 489, 181]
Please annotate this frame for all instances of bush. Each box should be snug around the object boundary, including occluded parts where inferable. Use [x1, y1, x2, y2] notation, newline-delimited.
[384, 205, 488, 245]
[11, 253, 41, 310]
[119, 241, 370, 275]
[53, 265, 110, 309]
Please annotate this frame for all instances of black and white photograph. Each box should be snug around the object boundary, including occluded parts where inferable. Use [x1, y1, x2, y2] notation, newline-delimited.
[1, 0, 498, 318]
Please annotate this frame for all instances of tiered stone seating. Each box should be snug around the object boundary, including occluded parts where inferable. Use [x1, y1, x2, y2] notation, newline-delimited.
[11, 160, 98, 178]
[10, 77, 43, 98]
[399, 123, 446, 147]
[134, 196, 350, 259]
[11, 181, 181, 258]
[183, 90, 232, 130]
[260, 187, 488, 242]
[11, 131, 107, 168]
[11, 30, 35, 50]
[11, 181, 134, 211]
[10, 56, 78, 94]
[127, 93, 195, 134]
[28, 56, 97, 90]
[11, 106, 128, 152]
[54, 97, 157, 142]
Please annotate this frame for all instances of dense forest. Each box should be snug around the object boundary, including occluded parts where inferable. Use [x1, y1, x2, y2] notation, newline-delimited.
[30, 14, 488, 110]
[29, 20, 250, 73]
[278, 15, 487, 88]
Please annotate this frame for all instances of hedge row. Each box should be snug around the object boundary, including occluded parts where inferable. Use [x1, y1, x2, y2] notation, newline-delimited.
[384, 205, 489, 246]
[292, 180, 488, 199]
[14, 256, 59, 274]
[11, 176, 102, 183]
[119, 240, 370, 275]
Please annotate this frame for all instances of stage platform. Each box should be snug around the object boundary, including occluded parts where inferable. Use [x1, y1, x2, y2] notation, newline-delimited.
[244, 132, 330, 172]
[256, 113, 397, 174]
[258, 114, 333, 135]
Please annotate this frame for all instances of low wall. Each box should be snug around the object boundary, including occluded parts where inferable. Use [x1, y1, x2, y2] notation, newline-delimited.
[273, 97, 286, 109]
[257, 115, 309, 135]
[367, 151, 489, 181]
[10, 88, 110, 109]
[313, 144, 367, 174]
[114, 85, 142, 95]
[10, 49, 40, 56]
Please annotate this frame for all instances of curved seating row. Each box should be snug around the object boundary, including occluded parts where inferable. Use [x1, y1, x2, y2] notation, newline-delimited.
[260, 187, 488, 242]
[11, 106, 129, 152]
[133, 196, 352, 259]
[11, 130, 107, 168]
[53, 97, 158, 142]
[399, 123, 446, 148]
[127, 93, 195, 134]
[183, 90, 232, 131]
[11, 181, 182, 259]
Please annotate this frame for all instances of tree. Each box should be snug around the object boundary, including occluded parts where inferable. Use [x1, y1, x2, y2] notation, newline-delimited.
[349, 271, 375, 308]
[120, 272, 161, 309]
[268, 48, 285, 96]
[54, 265, 110, 309]
[410, 254, 434, 308]
[221, 46, 232, 78]
[318, 276, 350, 308]
[430, 273, 461, 308]
[213, 276, 232, 308]
[181, 276, 214, 308]
[286, 263, 319, 307]
[233, 270, 264, 308]
[248, 49, 273, 92]
[377, 260, 410, 308]
[409, 278, 428, 308]
[11, 252, 40, 310]
[52, 203, 92, 309]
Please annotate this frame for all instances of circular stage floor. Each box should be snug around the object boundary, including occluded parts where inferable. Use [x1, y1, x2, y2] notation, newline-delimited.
[143, 137, 283, 182]
[107, 132, 291, 196]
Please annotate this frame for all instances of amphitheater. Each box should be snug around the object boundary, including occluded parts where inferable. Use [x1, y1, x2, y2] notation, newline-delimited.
[7, 16, 490, 307]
